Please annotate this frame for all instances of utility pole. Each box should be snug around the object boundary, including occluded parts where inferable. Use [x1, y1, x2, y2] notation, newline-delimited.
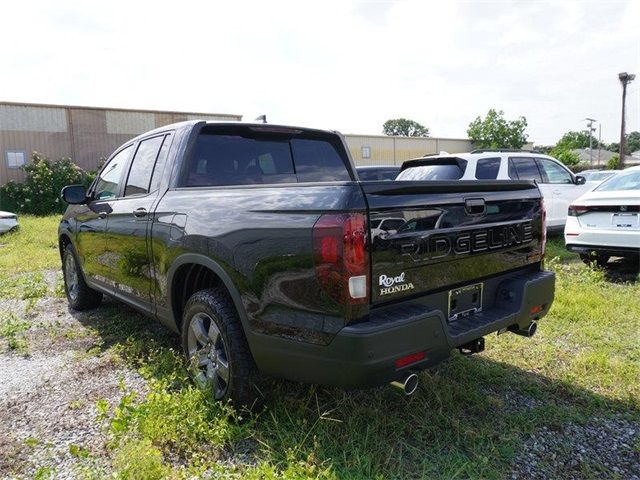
[618, 72, 636, 169]
[586, 118, 596, 166]
[598, 123, 602, 166]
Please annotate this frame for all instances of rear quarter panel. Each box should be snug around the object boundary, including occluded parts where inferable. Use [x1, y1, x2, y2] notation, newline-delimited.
[151, 183, 366, 345]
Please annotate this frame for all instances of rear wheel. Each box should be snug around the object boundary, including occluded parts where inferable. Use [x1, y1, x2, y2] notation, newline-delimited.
[182, 288, 261, 408]
[580, 253, 610, 267]
[62, 244, 103, 310]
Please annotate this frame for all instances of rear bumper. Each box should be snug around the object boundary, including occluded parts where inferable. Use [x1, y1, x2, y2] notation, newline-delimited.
[566, 244, 640, 257]
[252, 269, 555, 388]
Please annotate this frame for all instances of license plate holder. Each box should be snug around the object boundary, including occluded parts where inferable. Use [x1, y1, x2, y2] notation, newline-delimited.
[612, 213, 638, 228]
[448, 283, 483, 322]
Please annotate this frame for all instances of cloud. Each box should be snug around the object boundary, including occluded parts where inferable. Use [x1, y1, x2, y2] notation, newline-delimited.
[0, 0, 638, 144]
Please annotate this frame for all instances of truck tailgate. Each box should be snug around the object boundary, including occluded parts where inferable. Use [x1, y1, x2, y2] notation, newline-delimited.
[363, 180, 544, 305]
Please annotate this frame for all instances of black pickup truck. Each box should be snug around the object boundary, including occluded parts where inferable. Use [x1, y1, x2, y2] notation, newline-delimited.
[59, 121, 554, 405]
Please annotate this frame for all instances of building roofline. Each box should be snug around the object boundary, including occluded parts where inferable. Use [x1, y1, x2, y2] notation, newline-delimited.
[0, 100, 242, 119]
[342, 132, 472, 141]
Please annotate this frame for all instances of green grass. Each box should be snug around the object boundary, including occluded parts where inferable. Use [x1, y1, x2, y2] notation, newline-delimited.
[0, 215, 61, 274]
[3, 217, 639, 479]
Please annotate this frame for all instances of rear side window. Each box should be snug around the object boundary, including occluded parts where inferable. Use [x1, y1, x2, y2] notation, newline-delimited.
[475, 157, 500, 179]
[509, 157, 543, 182]
[182, 129, 350, 187]
[124, 135, 165, 196]
[291, 138, 350, 182]
[397, 162, 466, 181]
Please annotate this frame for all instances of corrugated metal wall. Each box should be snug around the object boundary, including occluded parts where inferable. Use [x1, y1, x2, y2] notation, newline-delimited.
[344, 135, 473, 166]
[0, 102, 241, 185]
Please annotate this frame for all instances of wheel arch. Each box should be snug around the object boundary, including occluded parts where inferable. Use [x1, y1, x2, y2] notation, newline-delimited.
[167, 254, 250, 335]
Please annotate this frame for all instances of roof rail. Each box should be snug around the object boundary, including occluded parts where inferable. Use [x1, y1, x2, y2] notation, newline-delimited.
[470, 148, 542, 154]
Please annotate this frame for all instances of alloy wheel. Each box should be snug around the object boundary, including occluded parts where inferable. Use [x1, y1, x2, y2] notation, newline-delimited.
[187, 312, 230, 399]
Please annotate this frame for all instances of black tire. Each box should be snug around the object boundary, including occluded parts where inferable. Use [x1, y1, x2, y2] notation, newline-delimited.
[181, 288, 261, 408]
[580, 253, 610, 267]
[62, 244, 103, 310]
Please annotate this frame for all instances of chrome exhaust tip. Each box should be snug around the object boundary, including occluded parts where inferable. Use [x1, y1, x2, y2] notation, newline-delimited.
[390, 373, 419, 396]
[509, 321, 537, 337]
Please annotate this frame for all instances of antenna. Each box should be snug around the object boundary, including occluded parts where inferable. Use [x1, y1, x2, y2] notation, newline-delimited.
[254, 115, 267, 124]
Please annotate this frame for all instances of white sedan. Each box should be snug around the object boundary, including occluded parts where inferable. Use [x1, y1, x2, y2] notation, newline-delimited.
[0, 211, 18, 234]
[564, 167, 640, 266]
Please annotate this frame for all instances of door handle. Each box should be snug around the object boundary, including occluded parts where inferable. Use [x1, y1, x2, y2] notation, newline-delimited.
[133, 207, 148, 218]
[98, 212, 108, 220]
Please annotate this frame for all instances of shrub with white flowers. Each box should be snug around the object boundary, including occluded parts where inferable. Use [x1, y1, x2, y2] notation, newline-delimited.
[0, 152, 99, 215]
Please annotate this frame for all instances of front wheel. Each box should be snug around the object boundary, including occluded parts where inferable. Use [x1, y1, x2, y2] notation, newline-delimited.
[182, 288, 261, 408]
[62, 245, 103, 310]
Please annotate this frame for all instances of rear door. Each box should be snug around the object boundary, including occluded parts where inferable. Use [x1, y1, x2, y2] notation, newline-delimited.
[508, 157, 555, 223]
[101, 133, 173, 309]
[362, 181, 544, 305]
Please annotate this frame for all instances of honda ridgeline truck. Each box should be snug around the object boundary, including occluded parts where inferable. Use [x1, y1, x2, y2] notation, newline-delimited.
[59, 121, 555, 405]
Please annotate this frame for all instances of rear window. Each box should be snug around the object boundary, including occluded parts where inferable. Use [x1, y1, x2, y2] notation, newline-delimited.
[182, 127, 350, 187]
[475, 157, 500, 179]
[595, 171, 640, 191]
[397, 162, 466, 181]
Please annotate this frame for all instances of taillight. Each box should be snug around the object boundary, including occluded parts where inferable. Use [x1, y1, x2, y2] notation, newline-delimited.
[540, 198, 547, 258]
[568, 205, 589, 216]
[313, 213, 369, 305]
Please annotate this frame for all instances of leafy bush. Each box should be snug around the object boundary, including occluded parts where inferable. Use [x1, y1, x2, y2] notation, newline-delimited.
[0, 152, 96, 215]
[549, 147, 580, 167]
[607, 153, 620, 170]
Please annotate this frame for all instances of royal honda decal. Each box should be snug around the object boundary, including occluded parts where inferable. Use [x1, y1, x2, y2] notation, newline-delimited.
[379, 272, 415, 296]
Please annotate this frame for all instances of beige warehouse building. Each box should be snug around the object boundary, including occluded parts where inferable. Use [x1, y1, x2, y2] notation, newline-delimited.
[1, 101, 480, 185]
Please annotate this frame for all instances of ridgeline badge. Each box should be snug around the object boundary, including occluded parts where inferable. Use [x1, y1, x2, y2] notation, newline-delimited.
[379, 272, 414, 296]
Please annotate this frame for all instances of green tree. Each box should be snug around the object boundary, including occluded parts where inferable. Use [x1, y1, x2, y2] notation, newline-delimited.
[627, 131, 640, 153]
[382, 118, 429, 137]
[555, 130, 599, 150]
[607, 153, 620, 170]
[467, 109, 528, 149]
[549, 147, 580, 167]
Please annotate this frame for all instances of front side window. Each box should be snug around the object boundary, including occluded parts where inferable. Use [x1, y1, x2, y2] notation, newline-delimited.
[93, 145, 132, 200]
[536, 159, 573, 184]
[124, 136, 165, 196]
[509, 157, 542, 182]
[475, 157, 501, 180]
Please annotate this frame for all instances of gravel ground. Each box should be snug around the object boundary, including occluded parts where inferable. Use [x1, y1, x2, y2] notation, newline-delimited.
[0, 272, 147, 479]
[510, 417, 640, 479]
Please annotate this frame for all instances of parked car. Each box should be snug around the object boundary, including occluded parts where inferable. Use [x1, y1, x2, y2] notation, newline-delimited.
[0, 211, 18, 234]
[356, 165, 400, 181]
[59, 121, 554, 405]
[581, 170, 619, 185]
[397, 149, 591, 231]
[565, 166, 640, 266]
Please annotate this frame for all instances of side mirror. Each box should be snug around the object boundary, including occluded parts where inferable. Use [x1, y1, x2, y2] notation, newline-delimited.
[575, 175, 586, 185]
[61, 185, 88, 204]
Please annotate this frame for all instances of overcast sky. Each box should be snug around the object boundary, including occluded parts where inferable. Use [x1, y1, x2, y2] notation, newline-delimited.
[1, 0, 638, 144]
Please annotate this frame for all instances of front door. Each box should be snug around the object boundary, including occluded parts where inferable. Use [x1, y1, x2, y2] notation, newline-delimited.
[102, 133, 172, 310]
[536, 158, 590, 227]
[76, 145, 133, 284]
